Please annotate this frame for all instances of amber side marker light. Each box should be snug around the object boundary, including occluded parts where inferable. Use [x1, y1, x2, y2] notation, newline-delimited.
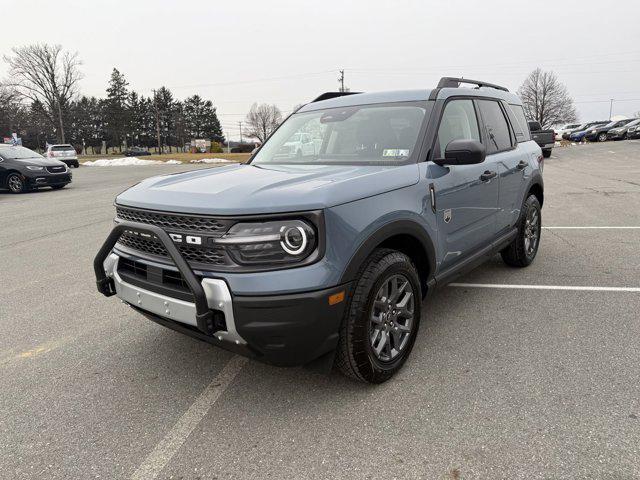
[328, 290, 345, 305]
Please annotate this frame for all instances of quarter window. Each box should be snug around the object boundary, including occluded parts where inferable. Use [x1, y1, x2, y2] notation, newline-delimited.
[435, 99, 480, 157]
[478, 100, 513, 153]
[506, 104, 531, 143]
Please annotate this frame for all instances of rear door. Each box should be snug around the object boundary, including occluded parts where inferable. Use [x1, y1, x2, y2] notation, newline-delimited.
[430, 98, 500, 271]
[477, 100, 529, 232]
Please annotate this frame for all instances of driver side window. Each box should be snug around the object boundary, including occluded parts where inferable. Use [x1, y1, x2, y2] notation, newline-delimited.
[436, 99, 481, 158]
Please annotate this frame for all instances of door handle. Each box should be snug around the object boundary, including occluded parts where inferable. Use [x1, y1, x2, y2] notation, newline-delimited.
[480, 170, 497, 182]
[517, 160, 528, 170]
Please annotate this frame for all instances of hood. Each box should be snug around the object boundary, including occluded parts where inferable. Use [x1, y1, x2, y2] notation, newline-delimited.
[116, 163, 420, 215]
[10, 157, 66, 167]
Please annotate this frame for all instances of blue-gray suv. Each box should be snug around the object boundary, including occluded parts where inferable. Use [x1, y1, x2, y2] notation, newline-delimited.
[95, 77, 544, 383]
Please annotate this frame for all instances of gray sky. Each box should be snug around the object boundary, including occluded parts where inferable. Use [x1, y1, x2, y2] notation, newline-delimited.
[2, 0, 640, 139]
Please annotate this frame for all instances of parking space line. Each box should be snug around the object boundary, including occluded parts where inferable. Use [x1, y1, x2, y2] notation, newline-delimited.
[543, 226, 640, 229]
[449, 283, 640, 292]
[130, 356, 248, 480]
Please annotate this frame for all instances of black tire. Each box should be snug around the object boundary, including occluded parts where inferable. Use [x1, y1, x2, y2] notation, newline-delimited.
[336, 248, 422, 383]
[51, 184, 66, 190]
[73, 161, 79, 168]
[542, 149, 552, 158]
[597, 132, 608, 142]
[501, 194, 542, 268]
[6, 173, 25, 193]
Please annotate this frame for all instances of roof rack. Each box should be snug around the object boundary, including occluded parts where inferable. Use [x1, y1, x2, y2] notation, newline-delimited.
[311, 91, 361, 103]
[437, 77, 509, 92]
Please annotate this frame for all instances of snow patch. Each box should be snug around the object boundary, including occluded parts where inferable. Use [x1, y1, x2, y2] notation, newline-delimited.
[189, 158, 235, 164]
[84, 157, 168, 166]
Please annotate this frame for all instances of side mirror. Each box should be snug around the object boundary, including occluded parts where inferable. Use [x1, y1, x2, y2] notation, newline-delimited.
[435, 139, 486, 166]
[528, 121, 541, 132]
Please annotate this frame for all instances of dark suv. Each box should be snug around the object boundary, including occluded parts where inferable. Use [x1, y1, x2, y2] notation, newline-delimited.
[0, 145, 72, 193]
[95, 78, 544, 383]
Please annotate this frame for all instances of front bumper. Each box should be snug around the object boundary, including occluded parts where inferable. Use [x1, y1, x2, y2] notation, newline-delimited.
[24, 171, 72, 187]
[95, 221, 348, 366]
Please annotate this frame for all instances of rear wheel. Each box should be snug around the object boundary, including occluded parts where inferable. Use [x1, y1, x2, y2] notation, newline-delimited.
[501, 194, 541, 267]
[336, 249, 421, 383]
[542, 149, 552, 158]
[6, 173, 25, 193]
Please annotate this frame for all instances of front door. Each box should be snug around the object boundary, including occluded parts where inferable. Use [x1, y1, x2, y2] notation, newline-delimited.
[429, 98, 500, 271]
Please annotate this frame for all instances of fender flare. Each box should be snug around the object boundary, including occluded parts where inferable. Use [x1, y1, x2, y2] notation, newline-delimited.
[525, 171, 544, 206]
[339, 219, 436, 285]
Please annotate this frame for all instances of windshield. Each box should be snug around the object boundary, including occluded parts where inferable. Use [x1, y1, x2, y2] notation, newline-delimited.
[0, 146, 42, 160]
[252, 102, 426, 166]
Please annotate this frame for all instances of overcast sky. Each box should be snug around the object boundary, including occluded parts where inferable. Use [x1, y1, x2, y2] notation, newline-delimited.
[2, 0, 640, 139]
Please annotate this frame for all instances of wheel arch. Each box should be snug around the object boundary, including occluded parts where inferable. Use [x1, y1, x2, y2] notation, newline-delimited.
[526, 172, 544, 207]
[340, 220, 436, 298]
[3, 169, 23, 187]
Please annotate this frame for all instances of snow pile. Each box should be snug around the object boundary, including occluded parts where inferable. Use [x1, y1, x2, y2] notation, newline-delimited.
[189, 158, 234, 164]
[165, 160, 182, 165]
[84, 157, 167, 166]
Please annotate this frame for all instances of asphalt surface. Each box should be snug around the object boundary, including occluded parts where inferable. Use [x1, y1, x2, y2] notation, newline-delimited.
[1, 142, 639, 479]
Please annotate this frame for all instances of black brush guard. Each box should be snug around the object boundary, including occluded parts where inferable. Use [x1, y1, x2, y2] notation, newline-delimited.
[93, 221, 216, 335]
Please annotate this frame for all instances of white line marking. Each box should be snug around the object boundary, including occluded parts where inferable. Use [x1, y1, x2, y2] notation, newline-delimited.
[131, 356, 248, 480]
[543, 226, 640, 229]
[449, 283, 640, 292]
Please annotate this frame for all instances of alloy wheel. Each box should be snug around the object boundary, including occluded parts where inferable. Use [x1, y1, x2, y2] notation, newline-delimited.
[369, 274, 415, 362]
[7, 174, 23, 193]
[524, 205, 540, 256]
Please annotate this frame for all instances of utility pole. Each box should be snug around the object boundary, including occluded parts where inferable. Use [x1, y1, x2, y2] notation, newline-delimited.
[609, 99, 614, 120]
[238, 121, 243, 143]
[338, 69, 345, 92]
[152, 89, 162, 154]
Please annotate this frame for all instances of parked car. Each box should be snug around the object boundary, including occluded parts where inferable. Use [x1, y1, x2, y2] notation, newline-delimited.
[584, 119, 635, 142]
[45, 144, 79, 168]
[94, 77, 543, 383]
[0, 144, 72, 193]
[555, 123, 581, 141]
[278, 132, 321, 157]
[528, 121, 555, 158]
[607, 118, 640, 140]
[625, 121, 640, 139]
[568, 121, 609, 142]
[124, 147, 152, 157]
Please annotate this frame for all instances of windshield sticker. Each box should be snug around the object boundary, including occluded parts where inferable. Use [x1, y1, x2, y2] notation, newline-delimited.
[382, 149, 410, 157]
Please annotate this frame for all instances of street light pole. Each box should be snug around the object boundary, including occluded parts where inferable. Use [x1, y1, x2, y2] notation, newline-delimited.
[609, 99, 614, 120]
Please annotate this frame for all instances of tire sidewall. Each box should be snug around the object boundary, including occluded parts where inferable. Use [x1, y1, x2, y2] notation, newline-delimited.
[353, 255, 422, 378]
[7, 173, 24, 193]
[521, 195, 542, 263]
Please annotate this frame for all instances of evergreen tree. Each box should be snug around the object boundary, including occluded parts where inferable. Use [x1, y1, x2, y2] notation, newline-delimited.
[183, 94, 224, 142]
[105, 68, 129, 151]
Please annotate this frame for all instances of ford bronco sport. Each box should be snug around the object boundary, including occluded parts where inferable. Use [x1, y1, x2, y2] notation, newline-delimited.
[95, 77, 544, 383]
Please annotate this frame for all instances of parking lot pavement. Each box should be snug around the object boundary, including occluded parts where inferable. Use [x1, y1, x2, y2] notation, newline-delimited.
[1, 142, 639, 479]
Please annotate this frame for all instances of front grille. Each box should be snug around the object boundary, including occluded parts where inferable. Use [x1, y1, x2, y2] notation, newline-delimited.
[117, 232, 231, 266]
[46, 165, 66, 173]
[116, 206, 233, 235]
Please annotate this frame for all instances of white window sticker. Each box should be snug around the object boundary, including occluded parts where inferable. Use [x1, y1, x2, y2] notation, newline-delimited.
[382, 149, 410, 157]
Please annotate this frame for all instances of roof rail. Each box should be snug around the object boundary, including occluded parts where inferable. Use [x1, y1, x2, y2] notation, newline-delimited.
[311, 91, 361, 103]
[437, 77, 509, 92]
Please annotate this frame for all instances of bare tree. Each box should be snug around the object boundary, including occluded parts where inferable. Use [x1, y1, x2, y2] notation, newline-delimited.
[518, 68, 577, 128]
[244, 103, 283, 143]
[3, 44, 83, 142]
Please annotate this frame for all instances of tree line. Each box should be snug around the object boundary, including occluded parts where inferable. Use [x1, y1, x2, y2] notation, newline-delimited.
[0, 44, 223, 153]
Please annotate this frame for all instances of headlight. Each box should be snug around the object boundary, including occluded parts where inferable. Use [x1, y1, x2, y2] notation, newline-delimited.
[26, 165, 44, 171]
[217, 219, 317, 265]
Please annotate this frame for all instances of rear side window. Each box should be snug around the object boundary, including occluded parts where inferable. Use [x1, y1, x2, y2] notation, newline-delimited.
[477, 100, 513, 154]
[506, 104, 531, 143]
[435, 99, 481, 157]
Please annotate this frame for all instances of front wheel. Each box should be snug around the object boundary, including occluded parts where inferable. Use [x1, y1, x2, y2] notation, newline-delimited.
[336, 249, 421, 383]
[501, 194, 542, 267]
[597, 133, 607, 142]
[6, 173, 25, 193]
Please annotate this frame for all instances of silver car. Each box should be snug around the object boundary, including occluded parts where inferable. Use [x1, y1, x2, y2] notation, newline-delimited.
[45, 144, 79, 168]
